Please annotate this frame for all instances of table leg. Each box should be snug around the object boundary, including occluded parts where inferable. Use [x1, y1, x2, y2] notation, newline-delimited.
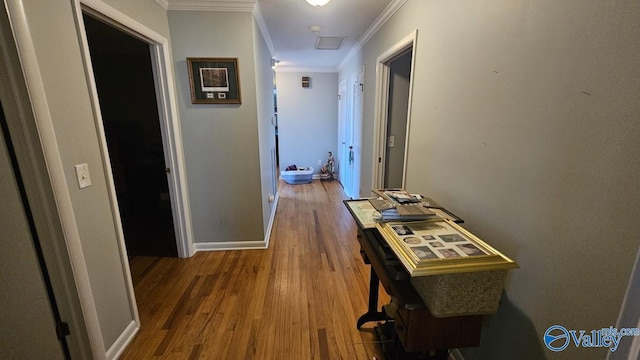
[356, 267, 388, 329]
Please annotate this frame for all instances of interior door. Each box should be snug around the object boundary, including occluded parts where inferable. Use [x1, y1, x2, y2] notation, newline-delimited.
[0, 103, 66, 359]
[338, 80, 350, 189]
[83, 14, 177, 257]
[349, 69, 365, 199]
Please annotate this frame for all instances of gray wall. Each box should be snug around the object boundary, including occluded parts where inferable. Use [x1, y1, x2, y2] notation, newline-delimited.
[0, 110, 65, 360]
[7, 0, 277, 355]
[341, 0, 640, 358]
[609, 249, 640, 359]
[168, 10, 264, 244]
[276, 71, 338, 174]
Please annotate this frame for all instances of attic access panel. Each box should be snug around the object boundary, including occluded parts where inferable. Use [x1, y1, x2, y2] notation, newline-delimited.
[315, 36, 345, 50]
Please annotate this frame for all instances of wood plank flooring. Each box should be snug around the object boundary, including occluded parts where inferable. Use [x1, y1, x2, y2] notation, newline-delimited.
[120, 180, 390, 359]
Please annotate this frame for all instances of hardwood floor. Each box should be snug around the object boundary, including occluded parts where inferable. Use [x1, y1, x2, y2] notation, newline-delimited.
[121, 180, 390, 359]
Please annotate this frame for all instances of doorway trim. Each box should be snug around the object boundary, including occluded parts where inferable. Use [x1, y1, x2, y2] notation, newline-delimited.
[337, 79, 348, 190]
[72, 0, 194, 357]
[2, 0, 105, 357]
[372, 29, 418, 189]
[74, 0, 194, 259]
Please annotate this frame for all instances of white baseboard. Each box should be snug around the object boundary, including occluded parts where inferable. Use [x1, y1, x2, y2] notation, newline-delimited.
[194, 240, 268, 252]
[194, 193, 279, 252]
[263, 192, 279, 248]
[106, 320, 139, 360]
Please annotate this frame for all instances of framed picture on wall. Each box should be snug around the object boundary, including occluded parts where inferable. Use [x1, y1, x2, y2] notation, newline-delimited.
[186, 57, 241, 104]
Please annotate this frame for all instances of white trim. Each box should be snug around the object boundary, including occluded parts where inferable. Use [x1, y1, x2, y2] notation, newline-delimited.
[338, 0, 407, 71]
[165, 0, 255, 11]
[71, 0, 197, 355]
[372, 60, 389, 189]
[105, 320, 139, 360]
[352, 66, 365, 198]
[4, 0, 107, 358]
[274, 66, 338, 73]
[72, 0, 143, 349]
[372, 30, 417, 189]
[150, 40, 196, 258]
[252, 3, 275, 56]
[262, 192, 279, 248]
[195, 241, 269, 251]
[154, 0, 169, 10]
[76, 0, 195, 260]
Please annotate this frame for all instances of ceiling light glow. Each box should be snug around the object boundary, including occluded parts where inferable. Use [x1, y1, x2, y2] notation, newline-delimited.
[306, 0, 330, 6]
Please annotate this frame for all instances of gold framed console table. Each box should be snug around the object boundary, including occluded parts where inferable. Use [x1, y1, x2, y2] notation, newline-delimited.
[344, 198, 518, 359]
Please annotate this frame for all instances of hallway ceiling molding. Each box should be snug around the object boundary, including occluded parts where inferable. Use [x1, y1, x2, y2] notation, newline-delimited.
[158, 0, 256, 11]
[157, 0, 406, 71]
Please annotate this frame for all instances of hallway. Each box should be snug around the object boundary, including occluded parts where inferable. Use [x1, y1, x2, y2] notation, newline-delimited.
[121, 180, 389, 359]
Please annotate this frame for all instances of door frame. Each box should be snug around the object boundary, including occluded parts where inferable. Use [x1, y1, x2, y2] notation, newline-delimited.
[1, 1, 99, 357]
[337, 79, 348, 189]
[372, 30, 418, 189]
[72, 1, 194, 356]
[351, 67, 364, 199]
[74, 0, 194, 259]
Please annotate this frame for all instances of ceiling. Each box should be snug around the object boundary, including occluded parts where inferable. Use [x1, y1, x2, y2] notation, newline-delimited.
[159, 0, 400, 71]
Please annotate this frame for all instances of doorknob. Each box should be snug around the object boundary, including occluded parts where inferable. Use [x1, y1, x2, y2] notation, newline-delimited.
[165, 167, 171, 174]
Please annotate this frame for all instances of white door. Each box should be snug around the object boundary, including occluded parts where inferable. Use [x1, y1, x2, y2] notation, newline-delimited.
[338, 80, 350, 190]
[349, 68, 365, 199]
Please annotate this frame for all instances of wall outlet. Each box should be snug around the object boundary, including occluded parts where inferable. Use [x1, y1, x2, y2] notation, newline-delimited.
[318, 159, 322, 166]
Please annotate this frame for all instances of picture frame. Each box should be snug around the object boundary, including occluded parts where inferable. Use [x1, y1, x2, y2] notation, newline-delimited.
[186, 57, 241, 104]
[372, 188, 464, 223]
[343, 199, 378, 229]
[376, 218, 518, 276]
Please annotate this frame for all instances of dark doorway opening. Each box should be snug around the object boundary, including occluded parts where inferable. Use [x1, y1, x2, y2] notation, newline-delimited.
[383, 49, 412, 189]
[83, 14, 177, 257]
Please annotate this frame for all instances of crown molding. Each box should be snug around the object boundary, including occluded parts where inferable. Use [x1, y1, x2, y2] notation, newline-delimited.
[154, 0, 169, 9]
[253, 3, 275, 56]
[338, 0, 407, 71]
[274, 66, 338, 73]
[163, 0, 256, 11]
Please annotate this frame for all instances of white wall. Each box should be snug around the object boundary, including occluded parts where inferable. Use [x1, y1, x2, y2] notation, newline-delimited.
[276, 71, 338, 174]
[341, 0, 640, 358]
[168, 10, 264, 245]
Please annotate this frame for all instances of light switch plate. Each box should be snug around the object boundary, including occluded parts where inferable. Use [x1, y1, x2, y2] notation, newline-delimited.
[75, 163, 92, 189]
